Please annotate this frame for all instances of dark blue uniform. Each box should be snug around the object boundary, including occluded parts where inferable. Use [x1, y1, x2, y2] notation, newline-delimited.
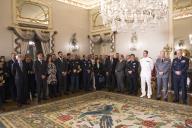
[82, 59, 92, 91]
[69, 59, 81, 92]
[172, 56, 189, 104]
[125, 60, 139, 95]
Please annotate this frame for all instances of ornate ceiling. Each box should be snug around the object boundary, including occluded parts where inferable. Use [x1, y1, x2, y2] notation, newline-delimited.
[56, 0, 192, 10]
[173, 0, 192, 20]
[173, 0, 192, 10]
[55, 0, 192, 20]
[56, 0, 99, 9]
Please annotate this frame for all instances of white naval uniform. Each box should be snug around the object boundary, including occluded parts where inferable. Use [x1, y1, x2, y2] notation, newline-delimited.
[139, 57, 154, 97]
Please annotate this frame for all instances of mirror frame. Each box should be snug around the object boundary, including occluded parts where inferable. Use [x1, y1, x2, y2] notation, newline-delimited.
[12, 0, 52, 28]
[172, 0, 192, 58]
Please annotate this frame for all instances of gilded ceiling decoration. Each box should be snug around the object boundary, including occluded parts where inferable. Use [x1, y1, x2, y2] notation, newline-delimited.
[56, 0, 99, 9]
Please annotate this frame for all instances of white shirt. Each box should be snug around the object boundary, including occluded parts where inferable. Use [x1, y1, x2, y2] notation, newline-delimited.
[140, 57, 154, 76]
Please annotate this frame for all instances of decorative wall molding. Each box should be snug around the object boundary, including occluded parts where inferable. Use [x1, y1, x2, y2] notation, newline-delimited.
[89, 8, 111, 35]
[173, 6, 192, 20]
[56, 0, 99, 9]
[173, 0, 192, 19]
[88, 32, 116, 54]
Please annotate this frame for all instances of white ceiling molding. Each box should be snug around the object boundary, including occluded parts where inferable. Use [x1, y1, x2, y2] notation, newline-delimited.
[173, 6, 192, 20]
[56, 0, 99, 9]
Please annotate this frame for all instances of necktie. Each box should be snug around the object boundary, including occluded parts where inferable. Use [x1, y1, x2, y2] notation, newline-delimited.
[161, 59, 164, 63]
[19, 62, 23, 71]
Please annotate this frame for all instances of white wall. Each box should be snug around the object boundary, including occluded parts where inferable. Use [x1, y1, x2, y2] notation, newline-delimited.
[50, 0, 89, 55]
[173, 17, 192, 51]
[0, 0, 90, 59]
[115, 22, 169, 61]
[0, 0, 13, 59]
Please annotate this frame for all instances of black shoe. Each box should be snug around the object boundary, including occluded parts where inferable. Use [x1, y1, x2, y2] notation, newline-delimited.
[183, 101, 187, 105]
[64, 92, 69, 95]
[156, 97, 161, 100]
[17, 103, 22, 108]
[173, 99, 179, 103]
[43, 97, 48, 100]
[37, 99, 41, 104]
[164, 98, 168, 102]
[23, 101, 30, 105]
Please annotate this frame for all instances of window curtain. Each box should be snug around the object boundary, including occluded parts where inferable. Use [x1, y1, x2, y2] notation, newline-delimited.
[35, 30, 50, 42]
[8, 27, 57, 54]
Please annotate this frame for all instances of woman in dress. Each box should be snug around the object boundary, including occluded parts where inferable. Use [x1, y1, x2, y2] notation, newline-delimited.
[94, 58, 104, 90]
[46, 55, 57, 98]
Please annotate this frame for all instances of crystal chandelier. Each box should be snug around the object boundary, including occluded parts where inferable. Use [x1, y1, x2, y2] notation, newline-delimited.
[99, 0, 169, 32]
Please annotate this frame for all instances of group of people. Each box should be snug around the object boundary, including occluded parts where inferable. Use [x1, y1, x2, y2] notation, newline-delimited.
[0, 49, 190, 111]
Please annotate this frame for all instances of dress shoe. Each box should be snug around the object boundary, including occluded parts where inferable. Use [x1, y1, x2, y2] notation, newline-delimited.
[156, 97, 161, 100]
[140, 94, 146, 98]
[173, 99, 179, 103]
[17, 103, 22, 108]
[37, 100, 41, 104]
[147, 95, 151, 99]
[64, 92, 69, 95]
[183, 101, 187, 105]
[43, 97, 48, 100]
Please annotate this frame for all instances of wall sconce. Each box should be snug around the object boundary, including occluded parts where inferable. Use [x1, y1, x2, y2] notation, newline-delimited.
[129, 32, 138, 51]
[70, 33, 79, 52]
[189, 34, 192, 44]
[70, 44, 79, 52]
[175, 40, 186, 50]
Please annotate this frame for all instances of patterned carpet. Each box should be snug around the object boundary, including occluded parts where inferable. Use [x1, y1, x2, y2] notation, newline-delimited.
[0, 91, 192, 128]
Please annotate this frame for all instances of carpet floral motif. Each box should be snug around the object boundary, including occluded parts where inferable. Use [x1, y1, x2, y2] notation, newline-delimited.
[0, 91, 192, 128]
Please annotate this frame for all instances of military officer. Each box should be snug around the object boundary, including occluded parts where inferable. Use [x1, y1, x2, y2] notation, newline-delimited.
[125, 54, 139, 95]
[155, 51, 171, 101]
[81, 55, 92, 91]
[140, 50, 154, 99]
[115, 54, 126, 92]
[172, 49, 189, 104]
[69, 55, 81, 93]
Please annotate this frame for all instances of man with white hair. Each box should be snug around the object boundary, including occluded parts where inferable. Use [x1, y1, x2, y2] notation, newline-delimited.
[12, 54, 28, 107]
[155, 51, 171, 101]
[140, 50, 154, 99]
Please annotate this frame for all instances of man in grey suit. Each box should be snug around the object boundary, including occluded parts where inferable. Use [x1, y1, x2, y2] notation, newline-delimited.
[115, 54, 126, 92]
[155, 51, 171, 101]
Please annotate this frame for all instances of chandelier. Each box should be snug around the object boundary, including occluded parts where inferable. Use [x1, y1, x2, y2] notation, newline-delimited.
[99, 0, 169, 32]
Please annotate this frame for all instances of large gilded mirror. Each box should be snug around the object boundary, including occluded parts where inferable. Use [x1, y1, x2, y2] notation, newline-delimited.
[173, 0, 192, 57]
[13, 0, 52, 28]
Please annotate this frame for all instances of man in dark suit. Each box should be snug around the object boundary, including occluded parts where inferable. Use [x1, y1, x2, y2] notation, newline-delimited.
[115, 54, 126, 92]
[7, 52, 17, 101]
[172, 49, 189, 104]
[12, 54, 28, 107]
[81, 55, 92, 91]
[34, 52, 47, 103]
[56, 51, 68, 96]
[104, 55, 115, 91]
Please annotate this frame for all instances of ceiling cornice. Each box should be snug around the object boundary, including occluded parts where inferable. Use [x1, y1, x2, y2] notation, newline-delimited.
[56, 0, 99, 9]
